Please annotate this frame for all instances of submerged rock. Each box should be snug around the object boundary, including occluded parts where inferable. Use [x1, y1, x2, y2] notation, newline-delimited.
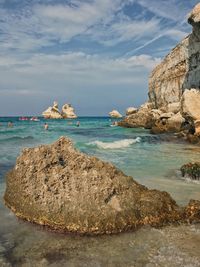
[109, 110, 122, 118]
[181, 162, 200, 180]
[4, 137, 199, 235]
[62, 104, 77, 119]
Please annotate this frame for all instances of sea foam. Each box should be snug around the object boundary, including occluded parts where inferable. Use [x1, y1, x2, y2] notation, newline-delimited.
[88, 137, 141, 149]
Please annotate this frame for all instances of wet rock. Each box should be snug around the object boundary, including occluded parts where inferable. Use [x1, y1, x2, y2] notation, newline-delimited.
[181, 162, 200, 180]
[184, 200, 200, 223]
[4, 136, 195, 235]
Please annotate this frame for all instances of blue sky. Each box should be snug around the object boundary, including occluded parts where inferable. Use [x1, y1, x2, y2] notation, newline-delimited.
[0, 0, 199, 116]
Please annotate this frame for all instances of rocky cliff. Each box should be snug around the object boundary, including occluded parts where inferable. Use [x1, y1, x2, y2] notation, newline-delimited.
[120, 4, 200, 141]
[4, 137, 200, 234]
[149, 3, 200, 110]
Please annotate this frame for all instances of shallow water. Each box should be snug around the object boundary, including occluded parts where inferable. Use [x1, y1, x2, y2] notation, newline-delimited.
[0, 117, 200, 266]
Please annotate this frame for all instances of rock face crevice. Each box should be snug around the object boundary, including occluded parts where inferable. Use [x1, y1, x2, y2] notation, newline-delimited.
[4, 137, 200, 234]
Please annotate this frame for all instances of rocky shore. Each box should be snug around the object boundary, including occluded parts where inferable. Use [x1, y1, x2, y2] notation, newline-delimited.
[119, 4, 200, 144]
[4, 137, 200, 235]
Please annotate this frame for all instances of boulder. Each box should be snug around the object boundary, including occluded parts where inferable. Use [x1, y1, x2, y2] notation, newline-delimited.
[5, 137, 199, 235]
[109, 110, 122, 118]
[181, 89, 200, 121]
[151, 112, 185, 134]
[181, 162, 200, 180]
[159, 112, 174, 119]
[118, 109, 152, 128]
[167, 102, 180, 114]
[42, 101, 62, 119]
[167, 112, 185, 132]
[126, 107, 137, 116]
[62, 104, 77, 119]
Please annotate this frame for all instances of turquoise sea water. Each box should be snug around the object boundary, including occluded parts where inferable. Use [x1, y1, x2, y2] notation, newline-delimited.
[0, 117, 200, 266]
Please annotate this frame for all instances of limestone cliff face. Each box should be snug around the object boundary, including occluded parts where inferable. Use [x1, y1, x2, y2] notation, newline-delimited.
[149, 3, 200, 109]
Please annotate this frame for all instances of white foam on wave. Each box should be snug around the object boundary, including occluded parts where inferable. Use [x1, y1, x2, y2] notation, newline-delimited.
[88, 137, 141, 149]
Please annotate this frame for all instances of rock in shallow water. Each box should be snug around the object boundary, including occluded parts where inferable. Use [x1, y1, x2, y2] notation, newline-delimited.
[3, 137, 200, 234]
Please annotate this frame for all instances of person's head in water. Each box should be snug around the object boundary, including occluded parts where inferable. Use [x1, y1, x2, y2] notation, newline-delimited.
[44, 122, 49, 130]
[8, 121, 13, 127]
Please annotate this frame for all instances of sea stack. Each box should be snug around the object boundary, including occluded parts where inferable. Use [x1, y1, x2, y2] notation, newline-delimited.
[42, 101, 77, 119]
[62, 103, 77, 119]
[119, 3, 200, 141]
[109, 110, 122, 118]
[4, 137, 200, 234]
[42, 101, 62, 119]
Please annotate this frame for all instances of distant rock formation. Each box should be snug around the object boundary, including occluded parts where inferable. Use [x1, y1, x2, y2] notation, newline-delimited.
[109, 110, 122, 118]
[119, 4, 200, 142]
[4, 137, 200, 234]
[42, 101, 62, 119]
[42, 101, 77, 119]
[62, 104, 77, 119]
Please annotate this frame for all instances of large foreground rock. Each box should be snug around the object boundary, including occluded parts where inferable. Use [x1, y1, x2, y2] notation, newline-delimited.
[4, 137, 200, 234]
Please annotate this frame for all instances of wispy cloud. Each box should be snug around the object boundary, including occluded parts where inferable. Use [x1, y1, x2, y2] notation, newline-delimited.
[0, 0, 198, 115]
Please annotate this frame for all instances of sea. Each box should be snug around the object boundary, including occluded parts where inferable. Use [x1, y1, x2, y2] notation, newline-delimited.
[0, 116, 200, 267]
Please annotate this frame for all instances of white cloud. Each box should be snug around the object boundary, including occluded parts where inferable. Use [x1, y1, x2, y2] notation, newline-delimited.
[0, 52, 160, 98]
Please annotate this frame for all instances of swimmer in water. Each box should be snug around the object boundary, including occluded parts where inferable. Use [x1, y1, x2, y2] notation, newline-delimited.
[76, 121, 80, 127]
[44, 122, 49, 130]
[8, 121, 13, 127]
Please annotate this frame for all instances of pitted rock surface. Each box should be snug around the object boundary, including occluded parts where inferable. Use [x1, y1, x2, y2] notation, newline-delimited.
[5, 137, 198, 235]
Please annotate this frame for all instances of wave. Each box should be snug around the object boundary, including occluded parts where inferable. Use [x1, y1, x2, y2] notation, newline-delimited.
[0, 136, 34, 143]
[88, 137, 141, 149]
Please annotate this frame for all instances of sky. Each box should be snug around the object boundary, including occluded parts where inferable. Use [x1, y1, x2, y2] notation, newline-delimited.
[0, 0, 199, 116]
